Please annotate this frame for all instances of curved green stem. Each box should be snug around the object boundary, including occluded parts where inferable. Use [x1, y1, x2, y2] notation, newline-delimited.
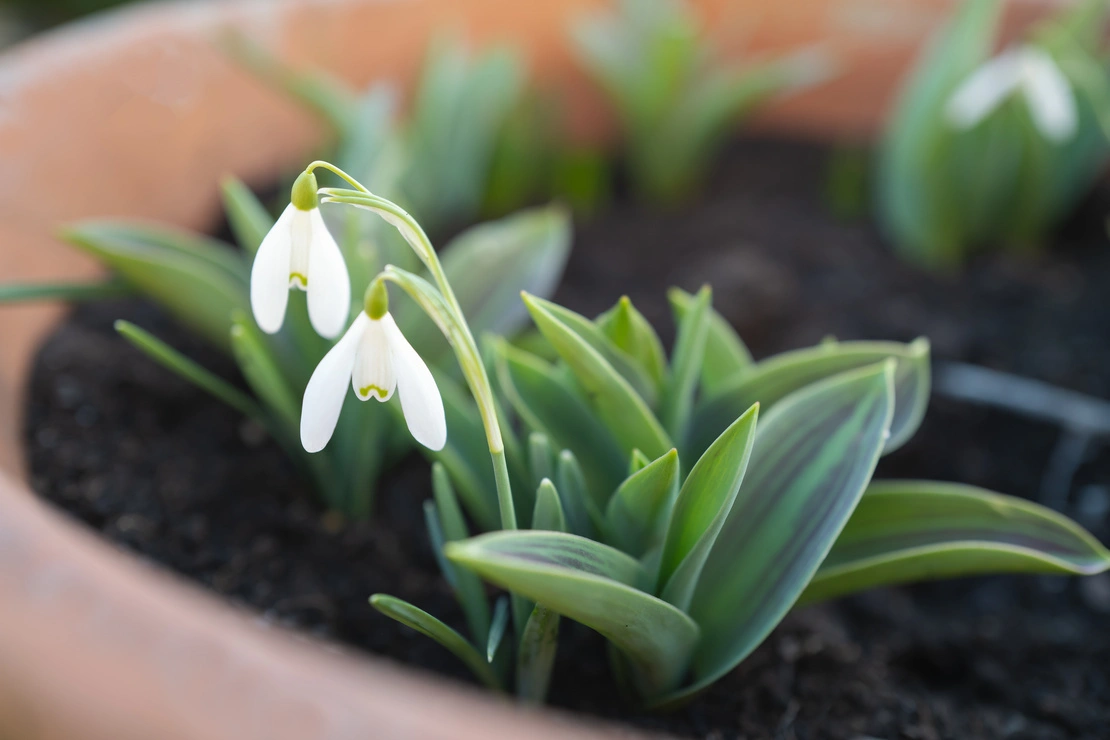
[305, 161, 371, 193]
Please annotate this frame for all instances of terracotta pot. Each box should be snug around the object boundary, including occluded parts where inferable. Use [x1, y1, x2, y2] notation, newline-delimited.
[0, 1, 1058, 737]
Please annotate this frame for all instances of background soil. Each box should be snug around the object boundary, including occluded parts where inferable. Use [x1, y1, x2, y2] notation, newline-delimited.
[23, 138, 1110, 739]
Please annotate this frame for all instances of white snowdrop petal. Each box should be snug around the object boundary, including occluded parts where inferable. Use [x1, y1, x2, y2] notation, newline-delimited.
[300, 313, 366, 453]
[381, 313, 446, 451]
[250, 204, 294, 334]
[945, 50, 1023, 130]
[306, 208, 351, 339]
[1021, 48, 1077, 142]
[352, 318, 396, 402]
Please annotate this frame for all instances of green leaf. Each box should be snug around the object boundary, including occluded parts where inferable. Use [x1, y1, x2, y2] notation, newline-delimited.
[493, 340, 627, 502]
[527, 294, 659, 406]
[486, 596, 510, 663]
[605, 448, 680, 557]
[596, 296, 668, 388]
[228, 312, 299, 434]
[64, 222, 249, 350]
[0, 277, 132, 303]
[657, 404, 759, 610]
[798, 480, 1110, 605]
[115, 320, 259, 419]
[528, 433, 556, 490]
[689, 338, 929, 460]
[657, 362, 895, 708]
[533, 478, 568, 533]
[431, 464, 491, 642]
[660, 285, 711, 444]
[556, 449, 597, 538]
[446, 531, 699, 699]
[516, 604, 560, 704]
[522, 293, 672, 460]
[369, 595, 501, 690]
[668, 287, 752, 394]
[430, 371, 500, 531]
[220, 175, 274, 255]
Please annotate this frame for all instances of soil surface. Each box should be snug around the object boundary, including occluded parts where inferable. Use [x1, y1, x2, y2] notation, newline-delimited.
[24, 138, 1110, 739]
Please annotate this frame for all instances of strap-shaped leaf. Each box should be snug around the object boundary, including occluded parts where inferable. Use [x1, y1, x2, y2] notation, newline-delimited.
[446, 531, 699, 699]
[555, 449, 597, 538]
[431, 464, 491, 642]
[220, 175, 274, 255]
[64, 222, 249, 350]
[369, 595, 501, 690]
[799, 480, 1110, 605]
[516, 605, 560, 704]
[527, 294, 659, 406]
[660, 285, 711, 445]
[430, 370, 500, 531]
[486, 596, 510, 663]
[494, 340, 627, 500]
[533, 479, 568, 533]
[668, 287, 752, 394]
[522, 293, 672, 460]
[606, 448, 680, 557]
[689, 338, 928, 460]
[657, 404, 759, 610]
[596, 296, 668, 388]
[656, 362, 895, 708]
[116, 320, 260, 420]
[228, 312, 298, 433]
[0, 277, 132, 303]
[529, 433, 556, 490]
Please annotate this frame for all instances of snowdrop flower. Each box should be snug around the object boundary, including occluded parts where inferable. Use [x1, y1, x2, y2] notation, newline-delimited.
[300, 281, 446, 453]
[250, 170, 351, 338]
[946, 46, 1077, 143]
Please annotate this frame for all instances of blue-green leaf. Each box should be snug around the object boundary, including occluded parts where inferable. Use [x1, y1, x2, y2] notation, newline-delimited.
[657, 362, 895, 708]
[657, 404, 759, 610]
[533, 478, 568, 533]
[660, 284, 711, 444]
[596, 295, 668, 388]
[446, 531, 698, 699]
[799, 480, 1110, 605]
[606, 448, 680, 557]
[522, 293, 672, 460]
[668, 287, 752, 394]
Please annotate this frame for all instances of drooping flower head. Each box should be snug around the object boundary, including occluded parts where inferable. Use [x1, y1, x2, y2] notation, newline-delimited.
[300, 280, 446, 453]
[946, 45, 1077, 143]
[250, 170, 351, 338]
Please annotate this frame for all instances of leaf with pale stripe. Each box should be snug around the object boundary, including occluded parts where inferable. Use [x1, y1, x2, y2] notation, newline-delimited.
[654, 362, 894, 708]
[689, 339, 928, 460]
[445, 531, 698, 699]
[798, 480, 1110, 605]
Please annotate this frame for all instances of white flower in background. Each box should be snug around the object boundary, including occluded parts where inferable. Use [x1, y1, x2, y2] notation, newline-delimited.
[300, 282, 446, 453]
[946, 46, 1078, 143]
[250, 170, 351, 338]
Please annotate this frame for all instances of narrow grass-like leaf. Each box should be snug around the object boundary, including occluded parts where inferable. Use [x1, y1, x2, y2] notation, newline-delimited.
[597, 296, 668, 388]
[606, 448, 680, 557]
[486, 596, 510, 662]
[228, 312, 299, 433]
[657, 363, 895, 708]
[529, 433, 556, 490]
[430, 369, 499, 531]
[517, 605, 560, 704]
[657, 404, 759, 610]
[0, 277, 132, 303]
[432, 463, 491, 642]
[668, 287, 752, 394]
[64, 222, 249, 349]
[115, 321, 259, 419]
[556, 449, 597, 538]
[494, 340, 627, 500]
[629, 449, 651, 475]
[798, 480, 1110, 605]
[522, 292, 672, 460]
[369, 595, 501, 690]
[689, 338, 928, 459]
[533, 479, 568, 533]
[220, 175, 274, 255]
[446, 531, 698, 699]
[660, 285, 711, 444]
[424, 501, 456, 587]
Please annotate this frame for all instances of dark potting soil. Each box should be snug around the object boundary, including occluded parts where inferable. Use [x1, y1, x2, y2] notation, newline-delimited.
[23, 138, 1110, 739]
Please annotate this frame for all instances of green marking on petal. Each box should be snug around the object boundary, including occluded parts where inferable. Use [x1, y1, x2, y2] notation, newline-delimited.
[360, 385, 390, 401]
[289, 272, 308, 289]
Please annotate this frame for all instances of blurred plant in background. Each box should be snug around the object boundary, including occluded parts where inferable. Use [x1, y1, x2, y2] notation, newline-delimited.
[571, 0, 834, 204]
[878, 0, 1110, 268]
[0, 37, 576, 519]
